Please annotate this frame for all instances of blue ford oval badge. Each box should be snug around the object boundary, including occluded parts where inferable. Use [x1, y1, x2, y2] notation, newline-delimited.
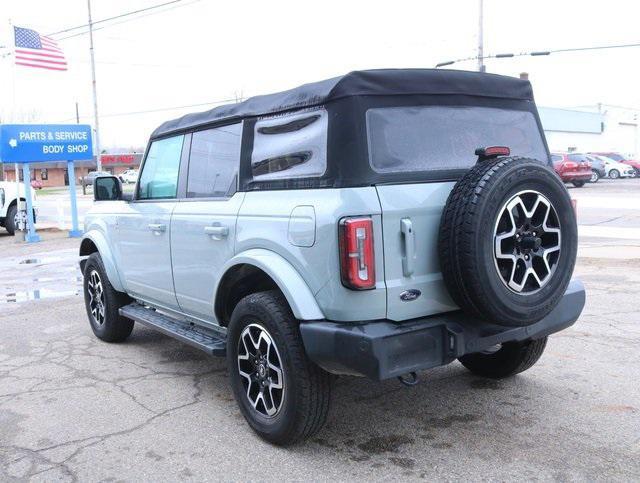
[400, 289, 421, 301]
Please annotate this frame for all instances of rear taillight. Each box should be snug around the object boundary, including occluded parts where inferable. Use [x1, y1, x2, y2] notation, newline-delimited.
[339, 217, 376, 290]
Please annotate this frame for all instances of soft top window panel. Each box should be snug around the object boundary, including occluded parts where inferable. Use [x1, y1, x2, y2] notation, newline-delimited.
[251, 109, 328, 182]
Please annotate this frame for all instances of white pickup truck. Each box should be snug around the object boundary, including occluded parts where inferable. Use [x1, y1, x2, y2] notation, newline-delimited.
[0, 181, 38, 235]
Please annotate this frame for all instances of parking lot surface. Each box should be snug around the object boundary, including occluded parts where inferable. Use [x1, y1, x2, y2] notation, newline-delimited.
[1, 179, 639, 481]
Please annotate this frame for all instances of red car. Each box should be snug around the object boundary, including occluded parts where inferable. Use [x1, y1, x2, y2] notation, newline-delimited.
[589, 152, 640, 176]
[551, 153, 592, 187]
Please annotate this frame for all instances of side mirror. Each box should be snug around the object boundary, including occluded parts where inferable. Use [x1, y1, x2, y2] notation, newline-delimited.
[94, 176, 123, 201]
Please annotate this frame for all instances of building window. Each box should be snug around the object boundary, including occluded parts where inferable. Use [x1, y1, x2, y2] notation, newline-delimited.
[41, 169, 48, 180]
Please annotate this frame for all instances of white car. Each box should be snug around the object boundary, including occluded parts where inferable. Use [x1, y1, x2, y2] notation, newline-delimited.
[0, 181, 38, 235]
[594, 155, 636, 179]
[119, 169, 139, 184]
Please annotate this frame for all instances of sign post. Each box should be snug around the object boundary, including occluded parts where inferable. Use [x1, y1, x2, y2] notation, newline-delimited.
[0, 124, 93, 242]
[67, 160, 82, 237]
[21, 163, 40, 243]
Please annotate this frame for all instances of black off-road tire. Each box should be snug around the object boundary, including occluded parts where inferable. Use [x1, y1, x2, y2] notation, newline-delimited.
[459, 337, 548, 379]
[572, 180, 586, 188]
[227, 290, 332, 445]
[438, 157, 577, 327]
[5, 204, 17, 235]
[83, 252, 134, 342]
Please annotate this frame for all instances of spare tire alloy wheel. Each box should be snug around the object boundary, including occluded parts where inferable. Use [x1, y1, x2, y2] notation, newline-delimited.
[494, 190, 561, 294]
[237, 323, 285, 417]
[438, 157, 577, 327]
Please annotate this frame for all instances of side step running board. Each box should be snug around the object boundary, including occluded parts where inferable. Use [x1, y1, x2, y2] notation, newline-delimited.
[119, 303, 226, 356]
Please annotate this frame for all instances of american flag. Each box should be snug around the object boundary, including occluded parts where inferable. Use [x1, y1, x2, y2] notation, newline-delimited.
[14, 26, 67, 71]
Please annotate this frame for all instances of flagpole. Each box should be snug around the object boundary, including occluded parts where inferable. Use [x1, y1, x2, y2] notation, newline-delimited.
[8, 19, 24, 238]
[87, 0, 102, 171]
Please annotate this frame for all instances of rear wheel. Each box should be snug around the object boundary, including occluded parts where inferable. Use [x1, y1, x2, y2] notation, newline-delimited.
[572, 180, 586, 188]
[459, 337, 548, 378]
[227, 290, 331, 445]
[83, 253, 134, 342]
[609, 169, 620, 179]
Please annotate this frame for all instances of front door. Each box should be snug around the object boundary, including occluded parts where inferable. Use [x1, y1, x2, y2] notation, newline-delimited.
[171, 123, 244, 323]
[116, 134, 185, 310]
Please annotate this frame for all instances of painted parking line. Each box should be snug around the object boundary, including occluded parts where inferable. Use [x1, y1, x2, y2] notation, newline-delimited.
[579, 225, 640, 240]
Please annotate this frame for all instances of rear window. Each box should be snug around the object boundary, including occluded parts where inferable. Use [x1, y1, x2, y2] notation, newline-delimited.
[567, 154, 587, 162]
[366, 106, 548, 173]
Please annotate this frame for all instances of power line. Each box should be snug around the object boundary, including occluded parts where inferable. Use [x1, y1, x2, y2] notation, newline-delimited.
[47, 0, 188, 37]
[55, 97, 240, 123]
[54, 1, 203, 41]
[435, 41, 640, 68]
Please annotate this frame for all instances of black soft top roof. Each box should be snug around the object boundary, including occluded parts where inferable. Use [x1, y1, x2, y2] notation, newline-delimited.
[151, 68, 534, 138]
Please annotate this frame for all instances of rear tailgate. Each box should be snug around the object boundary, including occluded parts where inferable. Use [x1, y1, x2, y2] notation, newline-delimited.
[375, 183, 457, 321]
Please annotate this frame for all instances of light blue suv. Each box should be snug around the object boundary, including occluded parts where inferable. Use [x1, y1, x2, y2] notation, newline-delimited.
[80, 69, 585, 445]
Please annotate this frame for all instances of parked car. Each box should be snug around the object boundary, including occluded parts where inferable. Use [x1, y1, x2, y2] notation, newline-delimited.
[590, 154, 636, 179]
[80, 69, 585, 445]
[0, 182, 38, 235]
[584, 155, 605, 183]
[79, 170, 111, 194]
[550, 152, 592, 187]
[589, 152, 640, 176]
[118, 169, 139, 184]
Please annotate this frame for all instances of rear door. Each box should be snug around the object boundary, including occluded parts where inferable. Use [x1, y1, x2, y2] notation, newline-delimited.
[367, 105, 550, 321]
[171, 122, 244, 323]
[116, 134, 186, 309]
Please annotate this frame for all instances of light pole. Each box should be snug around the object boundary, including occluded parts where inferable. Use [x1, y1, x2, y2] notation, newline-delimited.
[87, 0, 102, 171]
[478, 0, 485, 72]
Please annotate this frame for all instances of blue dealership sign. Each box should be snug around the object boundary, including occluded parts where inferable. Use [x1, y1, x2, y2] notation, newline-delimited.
[0, 124, 93, 163]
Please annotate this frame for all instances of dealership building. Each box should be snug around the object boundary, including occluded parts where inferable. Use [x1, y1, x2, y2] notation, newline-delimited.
[538, 104, 639, 157]
[0, 153, 142, 187]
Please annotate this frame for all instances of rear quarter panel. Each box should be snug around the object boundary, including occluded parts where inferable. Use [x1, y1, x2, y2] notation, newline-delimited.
[236, 187, 387, 321]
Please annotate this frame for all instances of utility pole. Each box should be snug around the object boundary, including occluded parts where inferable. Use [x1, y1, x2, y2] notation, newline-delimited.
[87, 0, 102, 171]
[478, 0, 485, 72]
[75, 102, 80, 124]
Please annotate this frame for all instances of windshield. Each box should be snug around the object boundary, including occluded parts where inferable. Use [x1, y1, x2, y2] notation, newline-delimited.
[366, 106, 549, 173]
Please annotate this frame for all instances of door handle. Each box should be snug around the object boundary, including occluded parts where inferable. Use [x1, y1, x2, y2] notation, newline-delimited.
[400, 218, 415, 277]
[148, 223, 166, 233]
[204, 224, 229, 239]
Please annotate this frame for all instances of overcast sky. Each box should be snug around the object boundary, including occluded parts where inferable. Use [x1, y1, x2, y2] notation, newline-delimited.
[1, 0, 640, 149]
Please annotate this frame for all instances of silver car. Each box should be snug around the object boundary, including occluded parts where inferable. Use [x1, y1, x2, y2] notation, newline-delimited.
[80, 69, 585, 445]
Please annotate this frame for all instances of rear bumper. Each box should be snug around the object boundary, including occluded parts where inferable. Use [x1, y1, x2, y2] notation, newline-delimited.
[300, 279, 585, 381]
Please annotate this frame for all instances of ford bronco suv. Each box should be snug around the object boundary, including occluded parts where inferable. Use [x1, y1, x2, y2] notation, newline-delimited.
[80, 69, 585, 445]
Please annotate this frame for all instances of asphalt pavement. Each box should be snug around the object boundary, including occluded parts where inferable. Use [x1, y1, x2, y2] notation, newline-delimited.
[1, 179, 639, 481]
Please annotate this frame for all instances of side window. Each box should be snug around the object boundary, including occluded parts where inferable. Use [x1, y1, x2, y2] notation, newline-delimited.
[551, 155, 563, 162]
[251, 108, 327, 182]
[187, 123, 242, 198]
[138, 135, 184, 200]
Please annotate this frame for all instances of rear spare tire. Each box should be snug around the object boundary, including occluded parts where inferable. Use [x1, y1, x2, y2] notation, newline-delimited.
[438, 157, 577, 327]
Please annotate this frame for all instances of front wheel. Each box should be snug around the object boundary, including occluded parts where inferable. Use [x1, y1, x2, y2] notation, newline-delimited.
[609, 169, 620, 179]
[589, 170, 599, 183]
[83, 253, 134, 342]
[459, 337, 548, 379]
[227, 290, 332, 445]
